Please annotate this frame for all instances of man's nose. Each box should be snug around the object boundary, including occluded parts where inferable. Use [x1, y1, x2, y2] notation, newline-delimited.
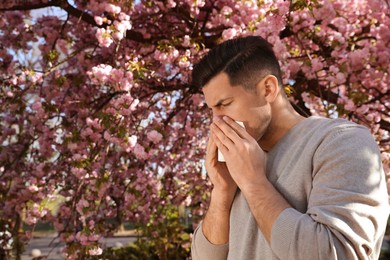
[212, 107, 227, 117]
[212, 113, 225, 122]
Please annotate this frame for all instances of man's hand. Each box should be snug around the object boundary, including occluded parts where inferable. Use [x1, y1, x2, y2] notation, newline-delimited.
[211, 116, 267, 189]
[201, 132, 238, 245]
[211, 116, 290, 243]
[205, 133, 237, 205]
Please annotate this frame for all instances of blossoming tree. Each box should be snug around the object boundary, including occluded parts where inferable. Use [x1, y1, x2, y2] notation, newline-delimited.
[0, 0, 389, 258]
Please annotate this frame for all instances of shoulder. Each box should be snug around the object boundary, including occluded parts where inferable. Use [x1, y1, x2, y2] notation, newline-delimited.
[311, 117, 377, 150]
[302, 116, 375, 147]
[310, 117, 383, 178]
[298, 117, 383, 174]
[304, 116, 362, 131]
[270, 116, 380, 166]
[286, 116, 376, 149]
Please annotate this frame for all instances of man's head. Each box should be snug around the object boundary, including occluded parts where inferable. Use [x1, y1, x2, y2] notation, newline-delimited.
[192, 36, 297, 149]
[192, 35, 283, 92]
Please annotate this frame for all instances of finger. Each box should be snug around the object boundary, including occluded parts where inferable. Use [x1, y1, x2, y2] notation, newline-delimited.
[212, 132, 229, 156]
[213, 118, 241, 146]
[211, 122, 235, 149]
[222, 116, 251, 140]
[206, 134, 218, 162]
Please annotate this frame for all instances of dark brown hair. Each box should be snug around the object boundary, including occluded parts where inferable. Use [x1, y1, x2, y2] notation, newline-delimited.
[192, 36, 283, 91]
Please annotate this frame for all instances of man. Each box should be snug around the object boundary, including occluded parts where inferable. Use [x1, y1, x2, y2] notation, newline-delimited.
[190, 36, 389, 259]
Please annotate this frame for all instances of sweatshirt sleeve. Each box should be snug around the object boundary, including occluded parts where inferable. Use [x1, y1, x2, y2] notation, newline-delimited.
[270, 124, 389, 260]
[191, 221, 229, 260]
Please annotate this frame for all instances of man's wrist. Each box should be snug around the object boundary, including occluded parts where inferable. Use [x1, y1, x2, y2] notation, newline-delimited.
[210, 188, 236, 212]
[202, 187, 235, 245]
[240, 178, 291, 242]
[241, 178, 280, 210]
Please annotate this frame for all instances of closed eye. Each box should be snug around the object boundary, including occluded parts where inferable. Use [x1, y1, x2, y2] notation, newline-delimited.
[218, 101, 232, 108]
[213, 98, 233, 109]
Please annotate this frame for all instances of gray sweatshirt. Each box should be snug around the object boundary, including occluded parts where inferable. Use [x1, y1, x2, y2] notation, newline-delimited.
[191, 116, 389, 260]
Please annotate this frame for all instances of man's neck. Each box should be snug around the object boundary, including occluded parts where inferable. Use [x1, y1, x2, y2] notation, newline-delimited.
[259, 104, 305, 152]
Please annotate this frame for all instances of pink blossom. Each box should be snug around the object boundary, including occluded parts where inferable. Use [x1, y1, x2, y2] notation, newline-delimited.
[221, 6, 233, 16]
[133, 144, 149, 160]
[311, 58, 324, 72]
[184, 196, 192, 207]
[348, 49, 369, 70]
[356, 105, 369, 114]
[166, 0, 177, 8]
[28, 185, 39, 193]
[272, 39, 288, 60]
[10, 76, 18, 85]
[334, 72, 346, 84]
[119, 78, 132, 91]
[88, 234, 101, 242]
[178, 58, 190, 68]
[88, 246, 103, 256]
[130, 99, 140, 111]
[128, 135, 138, 147]
[94, 16, 103, 26]
[182, 35, 191, 47]
[313, 0, 336, 23]
[95, 28, 113, 47]
[344, 99, 356, 111]
[276, 1, 290, 16]
[102, 3, 121, 14]
[194, 0, 205, 8]
[113, 20, 132, 40]
[154, 50, 168, 62]
[125, 71, 134, 80]
[222, 28, 237, 40]
[104, 131, 114, 142]
[75, 232, 90, 246]
[67, 143, 78, 151]
[378, 24, 390, 42]
[119, 12, 130, 21]
[287, 60, 303, 77]
[110, 68, 124, 83]
[30, 72, 43, 84]
[112, 31, 123, 41]
[90, 64, 113, 83]
[1, 1, 389, 257]
[76, 199, 89, 215]
[147, 130, 163, 144]
[25, 215, 38, 225]
[31, 99, 42, 111]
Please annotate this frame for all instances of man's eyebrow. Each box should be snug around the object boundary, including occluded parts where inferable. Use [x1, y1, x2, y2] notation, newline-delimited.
[213, 97, 233, 107]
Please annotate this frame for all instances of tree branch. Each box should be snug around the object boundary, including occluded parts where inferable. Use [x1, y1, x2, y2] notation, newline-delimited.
[379, 119, 390, 133]
[54, 0, 97, 26]
[0, 0, 58, 11]
[0, 0, 147, 43]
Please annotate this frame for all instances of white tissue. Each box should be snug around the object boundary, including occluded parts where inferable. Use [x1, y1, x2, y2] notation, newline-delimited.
[218, 121, 245, 162]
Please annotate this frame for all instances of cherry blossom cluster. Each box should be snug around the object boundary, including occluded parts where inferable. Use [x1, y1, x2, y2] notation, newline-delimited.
[0, 0, 388, 258]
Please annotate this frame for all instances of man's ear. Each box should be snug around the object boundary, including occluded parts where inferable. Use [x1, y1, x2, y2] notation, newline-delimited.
[256, 75, 279, 102]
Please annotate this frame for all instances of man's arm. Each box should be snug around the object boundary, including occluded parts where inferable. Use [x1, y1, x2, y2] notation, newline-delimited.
[213, 117, 389, 259]
[269, 125, 389, 259]
[203, 189, 235, 244]
[211, 116, 291, 242]
[191, 134, 237, 259]
[239, 177, 291, 243]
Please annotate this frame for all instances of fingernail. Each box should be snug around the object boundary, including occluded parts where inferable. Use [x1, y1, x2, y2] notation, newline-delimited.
[213, 116, 221, 122]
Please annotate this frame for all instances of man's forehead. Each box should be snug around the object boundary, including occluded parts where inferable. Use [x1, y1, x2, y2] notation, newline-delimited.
[203, 87, 235, 109]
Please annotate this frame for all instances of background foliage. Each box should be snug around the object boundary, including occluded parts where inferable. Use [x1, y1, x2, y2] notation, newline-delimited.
[0, 0, 389, 259]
